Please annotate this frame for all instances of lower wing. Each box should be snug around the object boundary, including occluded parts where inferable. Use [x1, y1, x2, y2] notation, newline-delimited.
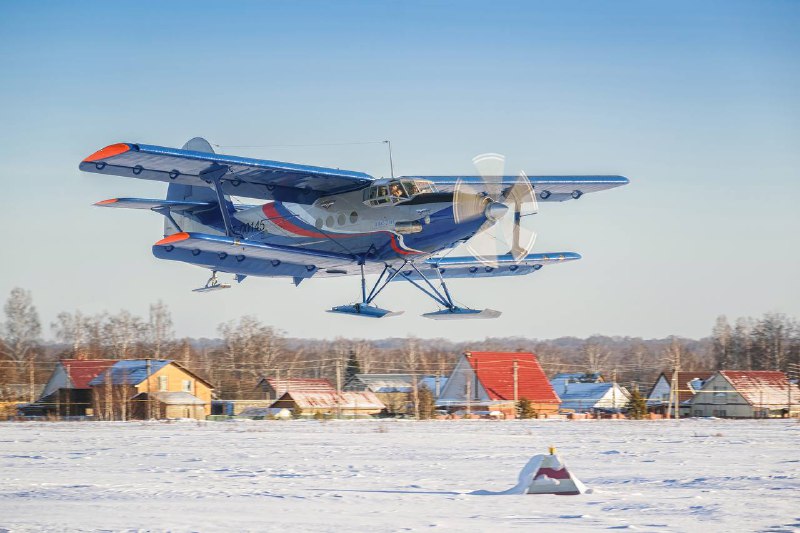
[392, 252, 581, 280]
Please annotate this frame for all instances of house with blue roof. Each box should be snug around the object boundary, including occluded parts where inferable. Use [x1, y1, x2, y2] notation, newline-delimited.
[550, 374, 629, 413]
[90, 359, 213, 420]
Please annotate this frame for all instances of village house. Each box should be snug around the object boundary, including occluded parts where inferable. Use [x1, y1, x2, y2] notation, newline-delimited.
[255, 377, 335, 400]
[690, 371, 800, 418]
[345, 373, 445, 415]
[437, 352, 560, 418]
[550, 373, 630, 413]
[30, 359, 116, 418]
[270, 390, 385, 418]
[90, 359, 213, 420]
[646, 371, 713, 416]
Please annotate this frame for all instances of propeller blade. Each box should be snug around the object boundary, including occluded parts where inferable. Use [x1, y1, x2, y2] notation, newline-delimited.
[453, 178, 488, 223]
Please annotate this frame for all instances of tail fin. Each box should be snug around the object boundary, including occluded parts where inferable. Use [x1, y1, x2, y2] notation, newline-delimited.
[164, 137, 229, 236]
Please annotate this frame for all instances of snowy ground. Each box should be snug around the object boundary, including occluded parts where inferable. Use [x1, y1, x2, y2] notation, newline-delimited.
[0, 419, 798, 532]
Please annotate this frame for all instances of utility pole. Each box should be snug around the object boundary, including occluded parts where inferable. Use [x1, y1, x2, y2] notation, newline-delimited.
[787, 363, 799, 418]
[465, 376, 471, 416]
[513, 359, 519, 403]
[612, 369, 617, 413]
[335, 358, 342, 419]
[670, 349, 681, 420]
[29, 356, 35, 403]
[146, 358, 152, 420]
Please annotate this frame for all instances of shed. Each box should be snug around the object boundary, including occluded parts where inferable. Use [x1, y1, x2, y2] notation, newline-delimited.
[131, 391, 207, 419]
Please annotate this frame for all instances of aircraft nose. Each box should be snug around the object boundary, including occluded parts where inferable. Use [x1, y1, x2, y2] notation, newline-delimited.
[484, 201, 508, 221]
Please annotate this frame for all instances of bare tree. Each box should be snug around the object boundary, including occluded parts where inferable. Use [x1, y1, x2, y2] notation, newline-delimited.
[52, 310, 90, 359]
[404, 337, 420, 419]
[104, 310, 146, 359]
[582, 342, 610, 375]
[712, 315, 733, 369]
[218, 315, 285, 398]
[147, 301, 174, 359]
[1, 288, 41, 393]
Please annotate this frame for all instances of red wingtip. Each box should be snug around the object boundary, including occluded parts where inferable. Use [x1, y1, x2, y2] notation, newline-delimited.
[95, 198, 119, 206]
[83, 143, 130, 162]
[155, 232, 190, 246]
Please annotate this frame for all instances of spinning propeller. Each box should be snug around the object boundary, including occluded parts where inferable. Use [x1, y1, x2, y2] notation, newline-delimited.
[453, 153, 538, 265]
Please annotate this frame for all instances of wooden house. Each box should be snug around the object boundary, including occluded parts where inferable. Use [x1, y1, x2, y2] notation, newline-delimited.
[690, 371, 800, 418]
[438, 352, 560, 418]
[90, 359, 213, 420]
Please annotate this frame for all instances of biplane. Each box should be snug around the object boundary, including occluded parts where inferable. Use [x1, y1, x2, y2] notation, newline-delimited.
[80, 137, 628, 319]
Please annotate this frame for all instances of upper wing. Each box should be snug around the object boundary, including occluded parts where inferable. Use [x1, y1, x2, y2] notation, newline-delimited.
[404, 175, 629, 202]
[80, 143, 375, 202]
[392, 252, 581, 280]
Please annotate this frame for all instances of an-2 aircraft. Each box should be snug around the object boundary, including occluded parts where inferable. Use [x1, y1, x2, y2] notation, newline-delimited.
[80, 137, 628, 319]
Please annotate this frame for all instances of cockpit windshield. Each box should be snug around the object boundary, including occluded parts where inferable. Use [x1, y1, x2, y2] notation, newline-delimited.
[364, 179, 437, 207]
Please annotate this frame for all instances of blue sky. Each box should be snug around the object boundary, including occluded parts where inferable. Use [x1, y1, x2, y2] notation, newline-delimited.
[1, 1, 798, 340]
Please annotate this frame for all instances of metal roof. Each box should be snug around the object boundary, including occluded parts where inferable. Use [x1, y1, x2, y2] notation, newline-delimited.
[263, 378, 335, 393]
[60, 359, 117, 389]
[277, 391, 385, 410]
[648, 371, 714, 404]
[89, 360, 172, 386]
[138, 391, 207, 405]
[552, 381, 630, 411]
[719, 371, 799, 407]
[464, 352, 559, 403]
[347, 374, 416, 393]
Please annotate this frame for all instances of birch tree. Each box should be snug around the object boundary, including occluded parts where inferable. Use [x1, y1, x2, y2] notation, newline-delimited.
[1, 288, 41, 382]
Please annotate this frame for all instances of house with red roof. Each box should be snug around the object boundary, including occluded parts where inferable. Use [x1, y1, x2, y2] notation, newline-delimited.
[437, 352, 560, 418]
[690, 371, 800, 418]
[31, 359, 117, 417]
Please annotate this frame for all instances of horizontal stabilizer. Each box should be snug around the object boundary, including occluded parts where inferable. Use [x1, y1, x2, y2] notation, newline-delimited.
[95, 198, 214, 211]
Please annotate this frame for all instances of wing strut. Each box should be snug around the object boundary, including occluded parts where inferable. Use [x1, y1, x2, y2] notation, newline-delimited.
[201, 165, 240, 238]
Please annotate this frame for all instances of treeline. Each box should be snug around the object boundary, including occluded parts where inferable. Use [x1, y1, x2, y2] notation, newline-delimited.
[711, 314, 800, 372]
[1, 287, 797, 401]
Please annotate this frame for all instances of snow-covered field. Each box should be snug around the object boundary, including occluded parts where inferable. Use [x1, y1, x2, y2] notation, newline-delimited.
[1, 419, 798, 532]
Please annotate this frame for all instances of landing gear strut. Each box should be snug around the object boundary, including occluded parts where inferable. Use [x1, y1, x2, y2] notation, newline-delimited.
[327, 263, 404, 318]
[328, 261, 500, 319]
[192, 271, 232, 293]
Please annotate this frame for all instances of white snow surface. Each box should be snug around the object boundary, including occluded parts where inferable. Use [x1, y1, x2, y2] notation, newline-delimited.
[1, 419, 799, 532]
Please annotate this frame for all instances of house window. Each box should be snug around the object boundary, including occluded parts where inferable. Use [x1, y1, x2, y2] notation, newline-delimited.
[158, 376, 168, 392]
[182, 380, 192, 393]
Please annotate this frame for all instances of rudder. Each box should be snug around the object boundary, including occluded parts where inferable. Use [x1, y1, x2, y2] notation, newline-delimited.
[164, 137, 228, 236]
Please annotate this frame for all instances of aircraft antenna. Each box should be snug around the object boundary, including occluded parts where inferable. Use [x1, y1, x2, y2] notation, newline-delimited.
[384, 140, 395, 179]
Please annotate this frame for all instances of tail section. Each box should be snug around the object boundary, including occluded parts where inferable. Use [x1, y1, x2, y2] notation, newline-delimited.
[164, 138, 229, 237]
